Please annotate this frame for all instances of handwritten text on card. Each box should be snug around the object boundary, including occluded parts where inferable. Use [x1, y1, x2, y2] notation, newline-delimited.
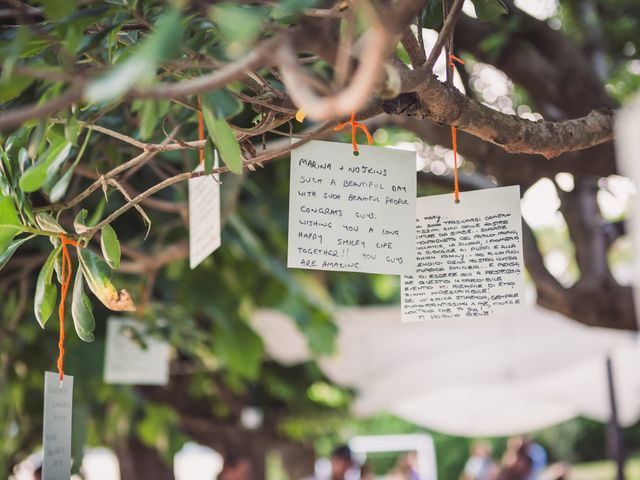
[402, 186, 525, 321]
[288, 140, 416, 275]
[43, 372, 73, 480]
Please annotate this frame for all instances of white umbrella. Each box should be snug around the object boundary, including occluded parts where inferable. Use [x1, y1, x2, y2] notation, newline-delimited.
[253, 305, 640, 436]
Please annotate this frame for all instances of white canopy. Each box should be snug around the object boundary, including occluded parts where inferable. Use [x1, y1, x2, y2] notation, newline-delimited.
[253, 306, 640, 437]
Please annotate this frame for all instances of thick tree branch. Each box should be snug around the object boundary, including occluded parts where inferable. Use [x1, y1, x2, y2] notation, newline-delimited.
[404, 69, 615, 158]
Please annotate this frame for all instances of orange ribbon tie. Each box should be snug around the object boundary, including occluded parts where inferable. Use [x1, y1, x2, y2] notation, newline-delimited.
[57, 234, 78, 381]
[448, 54, 465, 203]
[334, 112, 373, 156]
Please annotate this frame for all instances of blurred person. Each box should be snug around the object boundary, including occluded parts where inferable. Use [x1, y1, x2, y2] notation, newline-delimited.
[506, 436, 547, 480]
[218, 453, 251, 480]
[461, 441, 497, 480]
[361, 462, 375, 480]
[305, 445, 356, 480]
[526, 441, 547, 480]
[329, 445, 356, 480]
[496, 445, 533, 480]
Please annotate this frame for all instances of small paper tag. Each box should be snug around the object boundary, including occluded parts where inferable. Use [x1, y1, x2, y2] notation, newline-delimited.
[287, 140, 417, 275]
[402, 185, 526, 321]
[43, 371, 73, 480]
[189, 154, 221, 269]
[103, 318, 170, 385]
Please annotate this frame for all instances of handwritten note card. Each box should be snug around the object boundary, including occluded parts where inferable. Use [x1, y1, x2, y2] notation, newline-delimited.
[43, 372, 73, 480]
[189, 158, 221, 269]
[402, 186, 525, 322]
[288, 140, 416, 275]
[103, 318, 170, 385]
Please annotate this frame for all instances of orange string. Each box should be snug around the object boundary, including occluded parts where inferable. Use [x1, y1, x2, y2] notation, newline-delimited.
[57, 234, 78, 381]
[197, 97, 205, 165]
[448, 54, 464, 203]
[334, 112, 373, 156]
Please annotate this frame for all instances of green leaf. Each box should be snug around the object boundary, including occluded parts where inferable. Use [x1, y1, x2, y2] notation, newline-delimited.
[200, 89, 243, 120]
[471, 0, 508, 21]
[0, 235, 34, 271]
[35, 211, 66, 233]
[19, 160, 48, 192]
[100, 224, 121, 269]
[0, 196, 22, 254]
[49, 167, 75, 203]
[422, 0, 443, 29]
[42, 141, 73, 194]
[215, 320, 263, 380]
[38, 0, 77, 20]
[138, 100, 157, 140]
[71, 268, 95, 342]
[210, 4, 267, 57]
[204, 139, 215, 174]
[19, 139, 72, 193]
[74, 209, 89, 234]
[0, 76, 34, 102]
[51, 129, 91, 203]
[84, 9, 183, 103]
[77, 246, 135, 311]
[201, 106, 242, 175]
[35, 245, 61, 328]
[65, 117, 81, 145]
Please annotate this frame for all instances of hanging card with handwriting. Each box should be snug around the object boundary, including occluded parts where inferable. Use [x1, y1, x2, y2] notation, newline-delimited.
[189, 152, 221, 269]
[402, 186, 525, 321]
[288, 140, 416, 275]
[103, 318, 170, 385]
[43, 372, 73, 480]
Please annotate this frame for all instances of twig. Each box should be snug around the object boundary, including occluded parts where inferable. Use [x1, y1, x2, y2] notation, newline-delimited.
[51, 119, 148, 149]
[424, 0, 465, 71]
[0, 89, 82, 132]
[83, 121, 337, 238]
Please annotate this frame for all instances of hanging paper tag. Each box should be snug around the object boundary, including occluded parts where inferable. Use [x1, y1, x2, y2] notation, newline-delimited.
[402, 186, 525, 321]
[103, 318, 170, 385]
[615, 96, 640, 316]
[288, 140, 416, 275]
[43, 371, 73, 480]
[188, 153, 221, 269]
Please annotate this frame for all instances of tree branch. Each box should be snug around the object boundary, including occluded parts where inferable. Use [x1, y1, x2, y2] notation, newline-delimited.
[424, 0, 464, 71]
[405, 69, 615, 158]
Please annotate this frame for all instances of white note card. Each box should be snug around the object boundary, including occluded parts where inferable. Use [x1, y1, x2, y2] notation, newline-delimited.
[43, 371, 73, 480]
[189, 156, 221, 269]
[402, 185, 525, 322]
[615, 96, 640, 315]
[288, 140, 416, 275]
[103, 318, 170, 385]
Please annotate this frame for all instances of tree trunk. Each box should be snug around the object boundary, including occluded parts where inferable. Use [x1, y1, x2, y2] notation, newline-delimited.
[115, 437, 174, 480]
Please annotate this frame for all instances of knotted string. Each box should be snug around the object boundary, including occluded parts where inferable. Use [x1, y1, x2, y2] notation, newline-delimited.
[58, 234, 78, 382]
[448, 54, 464, 203]
[334, 112, 373, 156]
